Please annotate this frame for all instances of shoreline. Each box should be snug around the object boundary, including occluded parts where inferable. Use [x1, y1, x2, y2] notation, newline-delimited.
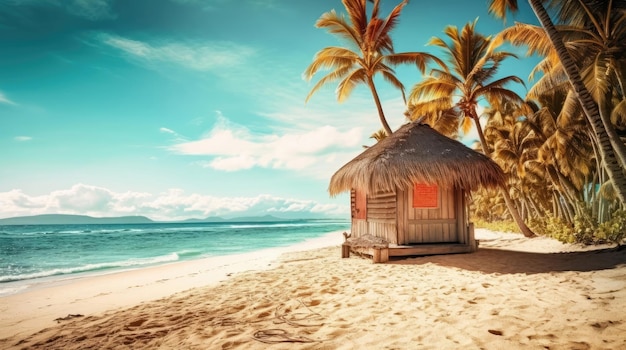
[2, 229, 626, 349]
[0, 225, 350, 297]
[0, 230, 345, 340]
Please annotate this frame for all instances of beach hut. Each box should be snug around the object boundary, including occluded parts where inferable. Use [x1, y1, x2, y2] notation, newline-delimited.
[330, 121, 505, 262]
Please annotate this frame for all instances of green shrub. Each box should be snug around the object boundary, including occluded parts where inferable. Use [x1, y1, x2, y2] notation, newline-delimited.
[530, 215, 575, 243]
[475, 210, 625, 246]
[473, 219, 520, 234]
[573, 206, 597, 244]
[594, 210, 626, 245]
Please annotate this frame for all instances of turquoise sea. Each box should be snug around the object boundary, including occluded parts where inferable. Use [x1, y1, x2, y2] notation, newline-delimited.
[0, 219, 349, 296]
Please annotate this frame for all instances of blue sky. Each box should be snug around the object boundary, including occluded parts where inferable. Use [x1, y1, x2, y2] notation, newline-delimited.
[0, 0, 540, 221]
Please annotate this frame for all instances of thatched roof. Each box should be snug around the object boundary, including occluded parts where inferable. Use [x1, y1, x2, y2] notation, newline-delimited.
[328, 121, 505, 196]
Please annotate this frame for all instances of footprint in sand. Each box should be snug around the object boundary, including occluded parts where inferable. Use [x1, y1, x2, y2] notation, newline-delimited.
[528, 333, 556, 340]
[126, 318, 147, 328]
[590, 320, 621, 330]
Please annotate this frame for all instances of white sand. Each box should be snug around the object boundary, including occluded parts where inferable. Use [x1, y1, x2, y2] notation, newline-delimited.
[1, 229, 625, 349]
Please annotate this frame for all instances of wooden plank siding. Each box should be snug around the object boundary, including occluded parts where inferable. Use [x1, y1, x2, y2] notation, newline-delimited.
[351, 218, 368, 237]
[367, 191, 396, 222]
[396, 189, 407, 244]
[365, 191, 398, 244]
[457, 189, 468, 245]
[406, 186, 460, 243]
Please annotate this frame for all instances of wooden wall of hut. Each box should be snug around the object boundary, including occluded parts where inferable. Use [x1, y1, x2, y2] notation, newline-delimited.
[365, 191, 398, 244]
[397, 186, 467, 245]
[350, 189, 368, 238]
[350, 189, 399, 244]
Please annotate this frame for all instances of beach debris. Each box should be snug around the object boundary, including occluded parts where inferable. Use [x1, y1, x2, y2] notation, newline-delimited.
[54, 314, 84, 323]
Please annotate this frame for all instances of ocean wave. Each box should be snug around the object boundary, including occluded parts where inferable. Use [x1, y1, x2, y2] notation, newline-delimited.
[0, 253, 180, 283]
[177, 249, 204, 258]
[0, 284, 29, 297]
[227, 222, 338, 229]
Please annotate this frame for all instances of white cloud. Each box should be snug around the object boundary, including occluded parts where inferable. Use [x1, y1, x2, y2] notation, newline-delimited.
[98, 33, 256, 72]
[159, 127, 188, 142]
[0, 91, 16, 105]
[0, 184, 348, 221]
[168, 115, 364, 177]
[51, 184, 113, 211]
[14, 136, 32, 141]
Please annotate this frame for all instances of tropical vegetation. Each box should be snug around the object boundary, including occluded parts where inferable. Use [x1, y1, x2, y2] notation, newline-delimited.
[303, 0, 443, 136]
[306, 0, 626, 245]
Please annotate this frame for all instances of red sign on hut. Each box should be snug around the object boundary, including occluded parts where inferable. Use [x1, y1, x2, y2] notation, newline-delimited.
[413, 183, 439, 208]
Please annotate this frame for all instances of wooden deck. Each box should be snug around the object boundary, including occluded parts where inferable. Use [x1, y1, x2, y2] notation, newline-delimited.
[344, 242, 477, 263]
[389, 243, 475, 257]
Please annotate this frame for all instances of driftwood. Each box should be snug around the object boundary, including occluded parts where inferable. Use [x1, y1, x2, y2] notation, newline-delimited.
[344, 234, 389, 249]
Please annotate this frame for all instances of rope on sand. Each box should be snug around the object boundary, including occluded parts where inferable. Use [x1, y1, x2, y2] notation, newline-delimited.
[273, 299, 324, 327]
[252, 299, 325, 344]
[252, 329, 317, 344]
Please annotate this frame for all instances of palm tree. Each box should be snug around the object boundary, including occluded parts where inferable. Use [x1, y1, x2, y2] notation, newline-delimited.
[525, 91, 594, 222]
[488, 0, 626, 205]
[303, 0, 444, 136]
[407, 19, 536, 237]
[495, 2, 626, 166]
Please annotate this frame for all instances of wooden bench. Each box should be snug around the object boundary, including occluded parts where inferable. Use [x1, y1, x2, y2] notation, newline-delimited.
[341, 233, 389, 263]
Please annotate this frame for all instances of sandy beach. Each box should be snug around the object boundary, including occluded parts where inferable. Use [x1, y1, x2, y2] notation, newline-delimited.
[1, 229, 625, 349]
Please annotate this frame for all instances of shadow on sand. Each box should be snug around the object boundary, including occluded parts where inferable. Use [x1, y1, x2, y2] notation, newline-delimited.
[388, 246, 626, 275]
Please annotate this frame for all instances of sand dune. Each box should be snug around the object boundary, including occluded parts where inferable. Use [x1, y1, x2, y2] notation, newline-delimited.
[1, 229, 625, 349]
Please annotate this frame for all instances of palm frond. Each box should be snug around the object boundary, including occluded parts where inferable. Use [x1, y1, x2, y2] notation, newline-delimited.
[487, 0, 519, 22]
[408, 97, 455, 117]
[408, 76, 457, 102]
[372, 0, 408, 52]
[599, 180, 617, 201]
[611, 98, 626, 126]
[461, 116, 473, 135]
[476, 85, 525, 106]
[497, 22, 557, 61]
[370, 127, 387, 142]
[379, 70, 406, 102]
[385, 52, 446, 74]
[303, 47, 358, 80]
[336, 68, 368, 102]
[528, 65, 569, 99]
[590, 53, 612, 102]
[316, 10, 361, 48]
[342, 0, 368, 37]
[305, 66, 353, 103]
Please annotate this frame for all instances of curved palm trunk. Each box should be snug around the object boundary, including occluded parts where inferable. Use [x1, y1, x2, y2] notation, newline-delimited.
[367, 77, 393, 136]
[528, 0, 626, 205]
[471, 114, 536, 237]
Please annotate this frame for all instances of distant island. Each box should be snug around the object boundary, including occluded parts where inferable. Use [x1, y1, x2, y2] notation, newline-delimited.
[0, 214, 309, 225]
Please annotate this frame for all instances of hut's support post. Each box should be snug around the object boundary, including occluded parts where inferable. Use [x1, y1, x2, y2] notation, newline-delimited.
[341, 243, 351, 258]
[468, 222, 477, 252]
[372, 248, 389, 263]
